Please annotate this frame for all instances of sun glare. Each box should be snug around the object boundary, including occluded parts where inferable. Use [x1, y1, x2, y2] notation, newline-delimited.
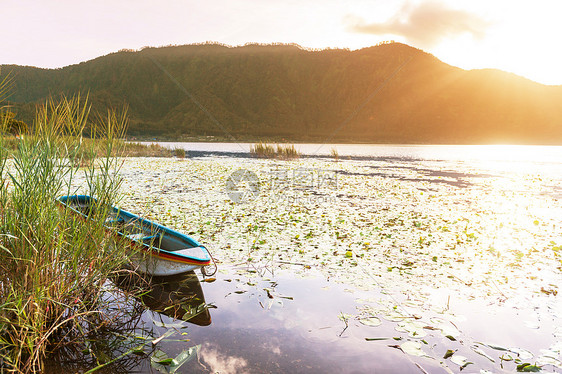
[428, 1, 562, 85]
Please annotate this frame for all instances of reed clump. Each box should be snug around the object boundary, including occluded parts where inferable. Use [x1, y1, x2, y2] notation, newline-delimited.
[250, 142, 300, 159]
[330, 147, 339, 162]
[121, 142, 171, 157]
[173, 147, 186, 158]
[0, 94, 130, 372]
[0, 138, 172, 159]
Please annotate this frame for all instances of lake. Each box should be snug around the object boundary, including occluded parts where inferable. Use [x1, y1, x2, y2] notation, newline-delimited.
[60, 143, 562, 373]
[143, 141, 562, 175]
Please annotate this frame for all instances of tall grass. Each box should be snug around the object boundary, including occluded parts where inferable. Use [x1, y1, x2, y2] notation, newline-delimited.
[250, 142, 300, 159]
[0, 138, 174, 159]
[0, 95, 130, 372]
[250, 142, 276, 158]
[120, 142, 171, 157]
[330, 147, 339, 162]
[173, 147, 186, 158]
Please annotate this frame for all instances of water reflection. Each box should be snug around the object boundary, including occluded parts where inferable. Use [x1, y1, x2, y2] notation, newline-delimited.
[116, 271, 212, 326]
[45, 263, 562, 373]
[153, 266, 447, 374]
[46, 272, 212, 373]
[43, 281, 153, 374]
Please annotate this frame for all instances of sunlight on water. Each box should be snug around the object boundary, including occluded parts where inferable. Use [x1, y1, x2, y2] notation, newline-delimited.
[147, 142, 562, 173]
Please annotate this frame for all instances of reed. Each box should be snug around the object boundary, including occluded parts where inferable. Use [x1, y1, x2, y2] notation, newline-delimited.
[0, 95, 130, 372]
[173, 147, 186, 158]
[0, 138, 173, 159]
[250, 142, 300, 159]
[121, 142, 171, 157]
[330, 147, 339, 161]
[250, 142, 276, 158]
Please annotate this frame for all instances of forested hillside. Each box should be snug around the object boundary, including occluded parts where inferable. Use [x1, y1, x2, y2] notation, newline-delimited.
[3, 42, 562, 143]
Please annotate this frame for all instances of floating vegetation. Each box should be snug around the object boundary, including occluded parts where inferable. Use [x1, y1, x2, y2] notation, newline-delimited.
[100, 152, 562, 373]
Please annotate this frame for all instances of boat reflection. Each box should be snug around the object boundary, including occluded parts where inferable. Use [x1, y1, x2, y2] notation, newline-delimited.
[116, 270, 212, 326]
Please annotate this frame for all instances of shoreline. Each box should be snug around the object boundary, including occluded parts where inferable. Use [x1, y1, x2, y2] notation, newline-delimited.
[129, 137, 562, 146]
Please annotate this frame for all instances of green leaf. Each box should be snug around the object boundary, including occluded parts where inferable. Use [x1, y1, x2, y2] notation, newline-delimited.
[0, 243, 12, 255]
[443, 349, 455, 359]
[157, 358, 173, 365]
[151, 350, 172, 373]
[517, 363, 541, 372]
[365, 337, 389, 341]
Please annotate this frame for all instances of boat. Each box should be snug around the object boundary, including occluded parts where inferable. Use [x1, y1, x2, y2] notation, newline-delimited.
[57, 195, 216, 276]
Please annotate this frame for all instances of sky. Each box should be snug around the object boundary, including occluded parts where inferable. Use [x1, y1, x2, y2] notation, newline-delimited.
[2, 0, 562, 85]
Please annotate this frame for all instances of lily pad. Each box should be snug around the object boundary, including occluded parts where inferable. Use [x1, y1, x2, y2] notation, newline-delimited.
[400, 341, 429, 357]
[450, 354, 472, 368]
[395, 320, 427, 338]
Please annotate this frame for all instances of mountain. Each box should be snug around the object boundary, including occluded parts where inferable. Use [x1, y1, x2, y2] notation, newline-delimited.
[3, 42, 562, 144]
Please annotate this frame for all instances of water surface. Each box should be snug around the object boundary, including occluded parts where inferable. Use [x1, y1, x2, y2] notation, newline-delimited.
[62, 145, 562, 373]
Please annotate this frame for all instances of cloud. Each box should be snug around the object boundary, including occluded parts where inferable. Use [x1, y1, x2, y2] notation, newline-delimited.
[199, 343, 249, 374]
[347, 1, 490, 48]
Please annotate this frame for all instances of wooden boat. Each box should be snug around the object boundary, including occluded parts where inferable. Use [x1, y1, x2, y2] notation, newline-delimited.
[57, 195, 216, 276]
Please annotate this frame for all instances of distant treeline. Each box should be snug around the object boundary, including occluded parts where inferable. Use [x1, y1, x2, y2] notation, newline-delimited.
[3, 42, 562, 144]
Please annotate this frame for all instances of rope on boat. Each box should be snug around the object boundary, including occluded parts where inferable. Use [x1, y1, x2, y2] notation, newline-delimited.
[202, 246, 218, 277]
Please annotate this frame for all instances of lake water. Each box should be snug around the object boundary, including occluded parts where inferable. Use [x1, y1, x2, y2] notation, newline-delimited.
[142, 141, 562, 161]
[142, 141, 562, 176]
[56, 144, 562, 373]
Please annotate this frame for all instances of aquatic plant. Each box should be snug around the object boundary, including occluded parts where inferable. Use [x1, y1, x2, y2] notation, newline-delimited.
[330, 147, 339, 161]
[121, 141, 171, 157]
[276, 144, 299, 159]
[0, 94, 129, 372]
[250, 142, 299, 159]
[173, 147, 186, 158]
[250, 142, 276, 158]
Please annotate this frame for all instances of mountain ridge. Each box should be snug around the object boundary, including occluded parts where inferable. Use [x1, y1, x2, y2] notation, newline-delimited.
[3, 42, 562, 144]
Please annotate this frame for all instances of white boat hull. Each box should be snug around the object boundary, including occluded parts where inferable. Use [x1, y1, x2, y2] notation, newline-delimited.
[129, 252, 204, 276]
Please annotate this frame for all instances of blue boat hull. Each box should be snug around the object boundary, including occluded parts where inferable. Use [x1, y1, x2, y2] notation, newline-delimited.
[57, 195, 214, 276]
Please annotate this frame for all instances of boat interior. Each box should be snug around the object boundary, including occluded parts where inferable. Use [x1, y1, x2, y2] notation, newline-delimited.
[65, 198, 197, 253]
